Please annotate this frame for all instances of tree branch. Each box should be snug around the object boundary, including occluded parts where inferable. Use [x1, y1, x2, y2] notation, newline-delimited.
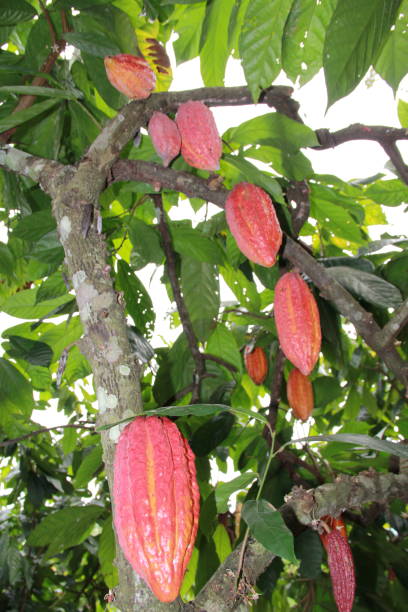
[153, 194, 206, 403]
[375, 298, 408, 349]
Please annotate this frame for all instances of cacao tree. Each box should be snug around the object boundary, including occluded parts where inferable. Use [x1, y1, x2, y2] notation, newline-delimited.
[1, 1, 408, 611]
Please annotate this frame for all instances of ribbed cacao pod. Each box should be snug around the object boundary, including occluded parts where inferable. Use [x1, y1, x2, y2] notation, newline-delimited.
[176, 100, 221, 170]
[287, 368, 313, 421]
[113, 416, 200, 602]
[148, 111, 181, 166]
[274, 271, 321, 375]
[225, 182, 282, 267]
[244, 345, 268, 385]
[325, 529, 356, 612]
[320, 515, 348, 550]
[104, 54, 156, 99]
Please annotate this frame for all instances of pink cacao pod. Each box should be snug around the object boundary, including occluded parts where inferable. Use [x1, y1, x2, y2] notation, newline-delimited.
[274, 271, 321, 375]
[244, 345, 268, 385]
[287, 368, 313, 421]
[104, 54, 156, 99]
[113, 416, 200, 602]
[176, 100, 221, 170]
[325, 530, 356, 612]
[148, 111, 181, 166]
[225, 182, 283, 267]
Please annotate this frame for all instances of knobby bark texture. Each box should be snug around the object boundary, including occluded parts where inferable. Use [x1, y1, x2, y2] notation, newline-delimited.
[1, 84, 408, 610]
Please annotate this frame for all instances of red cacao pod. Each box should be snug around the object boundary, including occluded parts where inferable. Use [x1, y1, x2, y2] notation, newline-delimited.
[225, 182, 282, 267]
[287, 368, 313, 421]
[104, 54, 156, 99]
[320, 515, 348, 550]
[274, 271, 321, 375]
[244, 345, 268, 385]
[176, 100, 221, 170]
[148, 111, 181, 167]
[325, 529, 356, 612]
[113, 416, 200, 602]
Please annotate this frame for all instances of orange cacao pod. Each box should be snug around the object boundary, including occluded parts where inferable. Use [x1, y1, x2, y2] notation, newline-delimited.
[104, 54, 156, 99]
[274, 271, 321, 375]
[176, 100, 221, 170]
[148, 111, 181, 166]
[325, 529, 356, 612]
[113, 416, 200, 602]
[287, 368, 313, 421]
[225, 182, 282, 267]
[244, 346, 268, 385]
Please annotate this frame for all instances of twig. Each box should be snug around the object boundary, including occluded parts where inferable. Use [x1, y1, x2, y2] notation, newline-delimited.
[267, 348, 285, 431]
[376, 298, 408, 349]
[0, 423, 95, 447]
[202, 353, 238, 372]
[153, 194, 206, 402]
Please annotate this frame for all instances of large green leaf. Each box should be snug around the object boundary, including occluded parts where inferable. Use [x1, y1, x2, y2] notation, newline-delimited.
[323, 0, 402, 107]
[206, 324, 242, 374]
[375, 1, 408, 92]
[0, 98, 60, 132]
[117, 260, 155, 337]
[0, 357, 34, 419]
[311, 194, 365, 244]
[365, 179, 408, 206]
[245, 144, 314, 181]
[242, 499, 297, 562]
[0, 0, 36, 26]
[173, 2, 206, 64]
[6, 336, 53, 367]
[282, 0, 336, 85]
[64, 32, 120, 58]
[98, 518, 118, 589]
[200, 0, 235, 86]
[180, 256, 220, 341]
[222, 155, 284, 204]
[215, 472, 258, 513]
[239, 0, 293, 100]
[1, 289, 73, 320]
[13, 210, 56, 241]
[326, 266, 402, 309]
[74, 444, 103, 489]
[27, 505, 104, 556]
[128, 218, 164, 268]
[171, 225, 224, 265]
[294, 433, 408, 458]
[191, 411, 235, 456]
[220, 264, 261, 312]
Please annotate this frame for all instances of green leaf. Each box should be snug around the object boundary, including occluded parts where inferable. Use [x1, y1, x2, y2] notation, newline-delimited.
[98, 518, 118, 588]
[220, 264, 261, 312]
[0, 243, 14, 277]
[181, 257, 220, 341]
[1, 288, 73, 320]
[173, 2, 206, 64]
[13, 210, 56, 242]
[206, 324, 242, 374]
[242, 499, 297, 562]
[171, 225, 224, 265]
[146, 403, 231, 418]
[64, 31, 121, 58]
[0, 85, 81, 100]
[294, 434, 408, 458]
[282, 0, 336, 85]
[324, 0, 402, 107]
[365, 179, 408, 206]
[0, 98, 59, 132]
[225, 113, 318, 152]
[215, 472, 258, 513]
[0, 357, 34, 417]
[295, 530, 323, 579]
[0, 0, 36, 26]
[326, 266, 402, 309]
[311, 194, 365, 244]
[200, 0, 235, 86]
[239, 0, 293, 100]
[117, 260, 155, 337]
[27, 505, 104, 556]
[213, 523, 232, 563]
[245, 144, 314, 181]
[191, 411, 235, 456]
[375, 2, 408, 92]
[222, 154, 284, 204]
[7, 336, 53, 367]
[313, 376, 343, 408]
[128, 218, 164, 268]
[62, 427, 78, 455]
[398, 97, 408, 127]
[74, 444, 103, 489]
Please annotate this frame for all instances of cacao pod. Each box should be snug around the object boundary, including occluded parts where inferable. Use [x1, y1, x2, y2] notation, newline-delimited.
[320, 515, 348, 550]
[244, 345, 268, 385]
[287, 368, 313, 421]
[113, 416, 200, 602]
[274, 271, 321, 375]
[148, 111, 181, 167]
[176, 100, 221, 170]
[325, 529, 356, 612]
[225, 182, 282, 267]
[104, 54, 156, 99]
